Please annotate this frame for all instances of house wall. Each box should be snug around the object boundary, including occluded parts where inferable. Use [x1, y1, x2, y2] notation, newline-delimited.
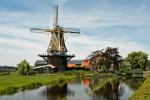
[81, 60, 91, 68]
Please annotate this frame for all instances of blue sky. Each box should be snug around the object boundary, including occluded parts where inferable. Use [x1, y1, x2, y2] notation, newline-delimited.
[0, 0, 150, 66]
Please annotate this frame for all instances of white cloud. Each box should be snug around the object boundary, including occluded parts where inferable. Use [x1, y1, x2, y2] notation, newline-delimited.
[0, 2, 150, 66]
[60, 12, 150, 28]
[0, 25, 49, 66]
[66, 35, 150, 60]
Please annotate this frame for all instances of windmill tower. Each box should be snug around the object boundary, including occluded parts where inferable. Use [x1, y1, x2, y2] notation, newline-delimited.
[31, 5, 80, 71]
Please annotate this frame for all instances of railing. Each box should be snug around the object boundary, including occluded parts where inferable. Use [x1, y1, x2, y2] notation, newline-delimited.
[39, 52, 75, 57]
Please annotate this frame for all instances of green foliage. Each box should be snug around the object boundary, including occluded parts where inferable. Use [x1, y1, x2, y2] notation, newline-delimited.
[119, 66, 129, 74]
[0, 72, 10, 76]
[17, 59, 30, 75]
[126, 51, 148, 70]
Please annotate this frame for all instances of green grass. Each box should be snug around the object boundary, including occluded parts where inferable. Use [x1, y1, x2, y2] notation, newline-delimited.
[0, 71, 116, 96]
[0, 72, 75, 95]
[130, 74, 150, 100]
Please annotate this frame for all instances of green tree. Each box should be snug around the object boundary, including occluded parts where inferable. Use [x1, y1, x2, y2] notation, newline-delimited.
[17, 59, 30, 75]
[126, 51, 148, 70]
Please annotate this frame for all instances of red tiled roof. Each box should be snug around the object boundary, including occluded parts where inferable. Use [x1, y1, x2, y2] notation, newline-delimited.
[67, 64, 76, 67]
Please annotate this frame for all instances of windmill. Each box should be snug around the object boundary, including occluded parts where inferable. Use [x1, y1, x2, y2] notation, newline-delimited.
[31, 5, 80, 71]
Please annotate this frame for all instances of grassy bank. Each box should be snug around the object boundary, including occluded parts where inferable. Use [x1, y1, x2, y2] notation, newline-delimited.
[0, 73, 75, 95]
[0, 71, 116, 96]
[130, 74, 150, 100]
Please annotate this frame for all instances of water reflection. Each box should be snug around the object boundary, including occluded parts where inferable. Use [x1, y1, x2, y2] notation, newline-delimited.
[122, 78, 145, 91]
[40, 78, 144, 100]
[0, 77, 145, 100]
[91, 80, 123, 100]
[41, 84, 75, 100]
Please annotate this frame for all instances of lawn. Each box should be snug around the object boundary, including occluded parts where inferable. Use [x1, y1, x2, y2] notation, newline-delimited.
[0, 72, 75, 95]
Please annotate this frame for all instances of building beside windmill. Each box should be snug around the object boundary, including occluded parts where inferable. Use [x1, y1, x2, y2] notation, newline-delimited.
[67, 60, 82, 68]
[31, 5, 80, 72]
[34, 59, 92, 73]
[81, 59, 92, 69]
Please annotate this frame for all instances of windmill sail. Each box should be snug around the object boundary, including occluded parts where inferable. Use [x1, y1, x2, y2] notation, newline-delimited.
[30, 28, 53, 33]
[63, 28, 80, 34]
[53, 5, 59, 27]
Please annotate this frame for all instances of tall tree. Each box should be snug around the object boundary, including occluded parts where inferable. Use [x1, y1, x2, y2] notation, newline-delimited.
[105, 47, 122, 70]
[89, 49, 105, 71]
[89, 47, 122, 71]
[126, 51, 148, 70]
[17, 59, 30, 75]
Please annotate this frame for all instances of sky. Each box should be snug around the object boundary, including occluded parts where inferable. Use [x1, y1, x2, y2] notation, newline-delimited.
[0, 0, 150, 66]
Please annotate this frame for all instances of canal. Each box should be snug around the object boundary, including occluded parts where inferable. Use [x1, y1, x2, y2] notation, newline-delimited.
[0, 77, 144, 100]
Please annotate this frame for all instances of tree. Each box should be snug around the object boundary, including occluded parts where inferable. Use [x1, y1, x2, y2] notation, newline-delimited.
[104, 47, 122, 70]
[126, 51, 148, 70]
[89, 49, 105, 71]
[89, 47, 122, 71]
[17, 59, 30, 75]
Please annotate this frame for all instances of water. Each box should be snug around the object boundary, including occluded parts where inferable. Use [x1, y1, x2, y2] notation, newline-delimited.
[0, 78, 144, 100]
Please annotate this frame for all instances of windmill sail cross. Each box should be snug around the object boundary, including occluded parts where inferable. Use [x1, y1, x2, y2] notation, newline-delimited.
[31, 5, 80, 71]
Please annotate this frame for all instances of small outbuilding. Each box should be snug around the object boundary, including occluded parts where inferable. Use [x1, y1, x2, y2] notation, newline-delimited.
[32, 64, 56, 73]
[67, 60, 82, 68]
